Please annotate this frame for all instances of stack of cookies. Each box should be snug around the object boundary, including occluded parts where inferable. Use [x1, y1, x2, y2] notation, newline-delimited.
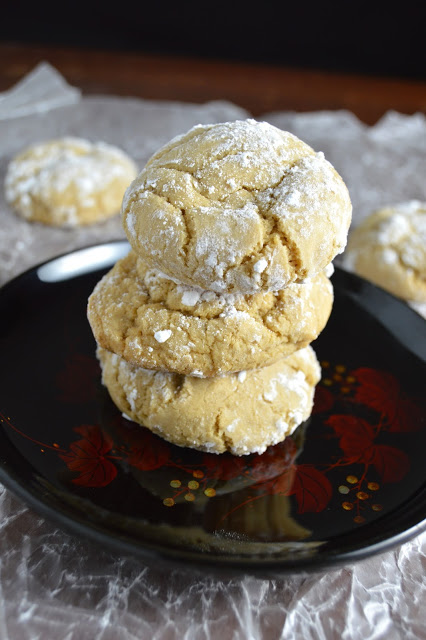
[88, 120, 352, 455]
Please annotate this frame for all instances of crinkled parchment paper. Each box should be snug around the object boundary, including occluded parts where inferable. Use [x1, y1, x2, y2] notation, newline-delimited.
[0, 63, 425, 640]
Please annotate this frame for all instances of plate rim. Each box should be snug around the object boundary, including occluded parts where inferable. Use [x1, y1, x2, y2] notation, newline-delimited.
[0, 452, 425, 576]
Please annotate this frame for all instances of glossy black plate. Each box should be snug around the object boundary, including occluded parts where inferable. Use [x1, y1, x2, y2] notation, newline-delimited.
[0, 241, 425, 577]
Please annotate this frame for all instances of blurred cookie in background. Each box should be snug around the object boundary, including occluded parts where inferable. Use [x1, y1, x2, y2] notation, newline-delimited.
[4, 137, 138, 227]
[342, 201, 426, 318]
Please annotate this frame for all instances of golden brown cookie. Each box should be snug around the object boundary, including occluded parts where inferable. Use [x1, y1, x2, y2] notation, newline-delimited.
[98, 345, 321, 455]
[343, 201, 426, 303]
[87, 250, 333, 377]
[122, 119, 352, 293]
[5, 137, 138, 226]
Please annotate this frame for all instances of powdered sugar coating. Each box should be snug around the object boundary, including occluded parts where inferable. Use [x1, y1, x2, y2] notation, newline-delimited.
[154, 329, 172, 343]
[122, 120, 352, 293]
[5, 137, 138, 226]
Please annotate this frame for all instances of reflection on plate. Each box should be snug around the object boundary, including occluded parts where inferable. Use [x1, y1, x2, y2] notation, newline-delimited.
[0, 241, 425, 576]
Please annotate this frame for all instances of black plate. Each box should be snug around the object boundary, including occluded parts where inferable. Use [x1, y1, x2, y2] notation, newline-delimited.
[0, 241, 425, 577]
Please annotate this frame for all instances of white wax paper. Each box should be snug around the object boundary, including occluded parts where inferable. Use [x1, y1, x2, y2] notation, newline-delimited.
[0, 63, 425, 639]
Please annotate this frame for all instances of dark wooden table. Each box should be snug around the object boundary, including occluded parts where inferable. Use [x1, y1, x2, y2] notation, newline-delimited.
[1, 43, 426, 125]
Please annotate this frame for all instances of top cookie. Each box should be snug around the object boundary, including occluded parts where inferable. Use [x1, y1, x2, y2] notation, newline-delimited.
[343, 201, 426, 303]
[122, 119, 352, 294]
[5, 137, 138, 226]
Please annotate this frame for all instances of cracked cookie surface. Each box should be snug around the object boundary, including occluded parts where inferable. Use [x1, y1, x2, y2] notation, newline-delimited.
[343, 201, 426, 303]
[98, 345, 321, 455]
[122, 119, 352, 293]
[5, 137, 138, 226]
[87, 250, 333, 377]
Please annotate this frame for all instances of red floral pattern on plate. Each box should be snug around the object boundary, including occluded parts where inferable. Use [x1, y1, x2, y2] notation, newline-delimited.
[59, 425, 117, 487]
[2, 361, 424, 525]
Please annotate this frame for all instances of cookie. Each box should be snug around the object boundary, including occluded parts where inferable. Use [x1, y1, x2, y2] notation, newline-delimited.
[122, 119, 352, 294]
[4, 137, 138, 226]
[87, 250, 333, 377]
[343, 201, 426, 303]
[98, 345, 321, 455]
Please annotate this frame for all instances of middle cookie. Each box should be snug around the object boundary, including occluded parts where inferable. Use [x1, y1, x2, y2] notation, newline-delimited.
[87, 250, 333, 377]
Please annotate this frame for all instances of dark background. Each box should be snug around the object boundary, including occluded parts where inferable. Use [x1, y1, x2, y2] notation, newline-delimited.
[1, 1, 425, 80]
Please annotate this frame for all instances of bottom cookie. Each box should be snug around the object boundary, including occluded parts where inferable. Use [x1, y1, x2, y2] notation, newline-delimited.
[98, 346, 321, 456]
